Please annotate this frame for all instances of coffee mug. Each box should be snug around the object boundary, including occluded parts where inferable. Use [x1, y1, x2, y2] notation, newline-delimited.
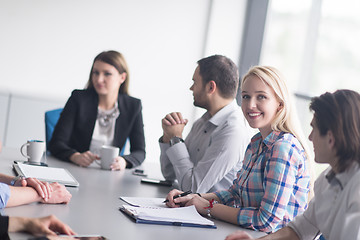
[20, 140, 46, 164]
[96, 146, 119, 170]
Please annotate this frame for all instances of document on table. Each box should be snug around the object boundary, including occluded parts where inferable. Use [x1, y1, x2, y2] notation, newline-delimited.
[13, 162, 79, 187]
[120, 205, 216, 229]
[119, 196, 165, 208]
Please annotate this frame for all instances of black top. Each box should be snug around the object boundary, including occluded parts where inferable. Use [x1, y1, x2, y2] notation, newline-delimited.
[0, 215, 9, 235]
[49, 89, 146, 168]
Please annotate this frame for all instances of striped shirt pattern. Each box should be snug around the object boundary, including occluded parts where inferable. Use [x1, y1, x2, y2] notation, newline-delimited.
[215, 131, 310, 233]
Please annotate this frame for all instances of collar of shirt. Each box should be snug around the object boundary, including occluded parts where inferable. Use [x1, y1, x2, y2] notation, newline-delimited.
[202, 100, 239, 127]
[98, 101, 120, 115]
[325, 162, 360, 190]
[249, 131, 284, 151]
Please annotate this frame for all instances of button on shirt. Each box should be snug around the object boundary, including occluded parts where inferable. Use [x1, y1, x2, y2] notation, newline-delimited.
[160, 100, 252, 193]
[0, 183, 10, 209]
[288, 164, 360, 240]
[215, 131, 310, 233]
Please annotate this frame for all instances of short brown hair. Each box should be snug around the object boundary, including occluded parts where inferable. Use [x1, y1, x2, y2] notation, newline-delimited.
[197, 55, 239, 99]
[310, 89, 360, 172]
[86, 50, 130, 95]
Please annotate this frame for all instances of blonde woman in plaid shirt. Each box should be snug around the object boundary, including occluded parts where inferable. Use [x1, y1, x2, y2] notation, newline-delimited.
[226, 90, 360, 240]
[165, 66, 311, 233]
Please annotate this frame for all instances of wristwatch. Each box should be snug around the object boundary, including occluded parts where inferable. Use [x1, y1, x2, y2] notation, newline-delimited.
[169, 136, 184, 146]
[10, 176, 23, 186]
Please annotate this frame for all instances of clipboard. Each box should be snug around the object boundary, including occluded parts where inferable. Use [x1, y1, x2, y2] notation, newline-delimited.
[13, 162, 79, 187]
[120, 205, 216, 229]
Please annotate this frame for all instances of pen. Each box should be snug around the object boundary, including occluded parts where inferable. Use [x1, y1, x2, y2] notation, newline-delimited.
[163, 190, 192, 203]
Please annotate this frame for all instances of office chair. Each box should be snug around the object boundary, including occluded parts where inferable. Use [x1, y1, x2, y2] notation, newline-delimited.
[45, 108, 63, 150]
[120, 138, 128, 156]
[45, 107, 127, 155]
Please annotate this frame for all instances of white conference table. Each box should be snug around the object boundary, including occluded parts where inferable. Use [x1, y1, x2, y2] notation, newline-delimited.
[1, 147, 266, 239]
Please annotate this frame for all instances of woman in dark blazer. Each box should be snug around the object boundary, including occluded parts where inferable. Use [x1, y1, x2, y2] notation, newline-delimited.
[49, 50, 145, 170]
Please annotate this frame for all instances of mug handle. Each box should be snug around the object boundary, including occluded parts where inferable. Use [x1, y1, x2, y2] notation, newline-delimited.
[94, 158, 101, 166]
[20, 143, 30, 159]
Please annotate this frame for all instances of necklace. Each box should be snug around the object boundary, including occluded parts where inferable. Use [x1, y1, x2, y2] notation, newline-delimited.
[97, 104, 119, 127]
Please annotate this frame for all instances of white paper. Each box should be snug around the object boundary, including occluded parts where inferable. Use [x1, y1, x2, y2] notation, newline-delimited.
[122, 205, 215, 226]
[120, 196, 166, 208]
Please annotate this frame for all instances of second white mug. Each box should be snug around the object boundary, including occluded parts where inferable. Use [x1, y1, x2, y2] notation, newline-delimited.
[96, 145, 120, 170]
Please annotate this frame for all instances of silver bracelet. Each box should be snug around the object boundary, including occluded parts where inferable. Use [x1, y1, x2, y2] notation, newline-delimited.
[205, 200, 219, 218]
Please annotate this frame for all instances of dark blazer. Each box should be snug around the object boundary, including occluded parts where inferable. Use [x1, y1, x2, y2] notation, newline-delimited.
[0, 215, 9, 236]
[49, 88, 146, 168]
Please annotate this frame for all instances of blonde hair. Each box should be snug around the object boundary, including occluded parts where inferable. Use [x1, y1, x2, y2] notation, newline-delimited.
[242, 66, 314, 199]
[241, 66, 311, 161]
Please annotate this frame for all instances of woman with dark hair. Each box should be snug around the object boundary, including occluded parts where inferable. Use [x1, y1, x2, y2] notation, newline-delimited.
[225, 89, 360, 240]
[49, 50, 145, 170]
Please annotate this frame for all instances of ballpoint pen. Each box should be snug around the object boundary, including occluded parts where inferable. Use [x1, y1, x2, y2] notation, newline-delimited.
[163, 190, 192, 203]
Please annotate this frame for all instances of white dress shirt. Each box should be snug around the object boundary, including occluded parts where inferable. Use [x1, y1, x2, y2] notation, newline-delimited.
[159, 100, 252, 193]
[288, 163, 360, 240]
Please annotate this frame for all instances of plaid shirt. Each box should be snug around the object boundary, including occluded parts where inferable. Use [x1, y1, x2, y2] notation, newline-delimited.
[215, 131, 310, 233]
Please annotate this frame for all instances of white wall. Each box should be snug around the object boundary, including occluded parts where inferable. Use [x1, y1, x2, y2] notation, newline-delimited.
[5, 94, 64, 148]
[0, 92, 10, 143]
[0, 0, 245, 162]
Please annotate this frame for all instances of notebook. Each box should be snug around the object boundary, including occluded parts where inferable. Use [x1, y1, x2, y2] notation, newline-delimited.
[13, 162, 79, 187]
[120, 203, 216, 229]
[119, 196, 165, 208]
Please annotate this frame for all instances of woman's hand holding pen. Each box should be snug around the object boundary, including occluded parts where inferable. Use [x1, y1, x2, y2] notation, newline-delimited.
[184, 196, 211, 215]
[166, 190, 223, 216]
[165, 189, 198, 208]
[165, 189, 186, 207]
[165, 189, 211, 215]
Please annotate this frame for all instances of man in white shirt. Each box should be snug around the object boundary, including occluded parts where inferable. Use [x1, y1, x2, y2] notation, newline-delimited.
[225, 89, 360, 240]
[159, 55, 251, 193]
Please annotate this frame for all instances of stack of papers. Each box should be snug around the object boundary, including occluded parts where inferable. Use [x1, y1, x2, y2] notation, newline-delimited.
[119, 197, 216, 229]
[119, 197, 165, 207]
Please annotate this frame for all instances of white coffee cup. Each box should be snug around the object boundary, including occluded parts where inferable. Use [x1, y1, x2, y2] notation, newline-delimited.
[96, 145, 119, 170]
[20, 140, 46, 164]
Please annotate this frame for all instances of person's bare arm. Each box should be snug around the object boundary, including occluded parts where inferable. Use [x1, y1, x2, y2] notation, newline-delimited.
[6, 182, 71, 207]
[0, 173, 13, 184]
[165, 190, 219, 208]
[6, 185, 42, 207]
